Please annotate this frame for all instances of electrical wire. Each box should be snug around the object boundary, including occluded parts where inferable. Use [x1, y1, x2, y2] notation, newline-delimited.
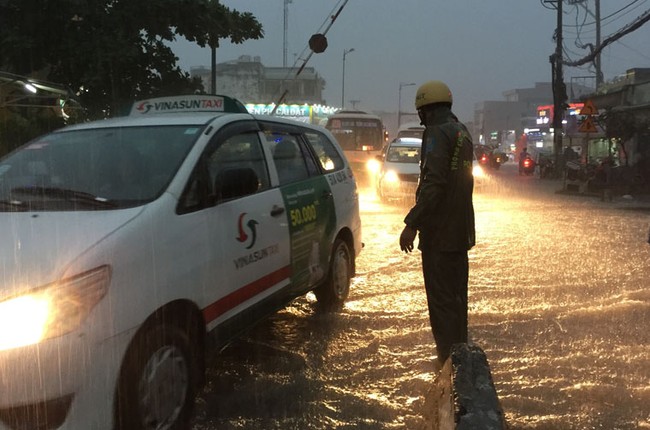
[540, 0, 557, 11]
[615, 39, 650, 62]
[563, 0, 645, 29]
[270, 0, 350, 111]
[563, 7, 650, 67]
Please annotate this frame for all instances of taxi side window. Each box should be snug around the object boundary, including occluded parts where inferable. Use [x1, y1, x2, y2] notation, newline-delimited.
[304, 131, 345, 172]
[268, 133, 310, 185]
[178, 130, 269, 213]
[207, 132, 270, 202]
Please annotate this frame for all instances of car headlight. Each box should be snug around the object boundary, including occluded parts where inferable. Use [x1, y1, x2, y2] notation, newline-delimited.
[0, 265, 110, 351]
[366, 158, 380, 173]
[384, 170, 399, 183]
[472, 165, 485, 177]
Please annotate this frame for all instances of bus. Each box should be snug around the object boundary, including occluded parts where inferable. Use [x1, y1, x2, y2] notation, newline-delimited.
[325, 110, 385, 185]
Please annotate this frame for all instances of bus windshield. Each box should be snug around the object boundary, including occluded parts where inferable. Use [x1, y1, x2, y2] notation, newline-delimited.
[326, 117, 383, 152]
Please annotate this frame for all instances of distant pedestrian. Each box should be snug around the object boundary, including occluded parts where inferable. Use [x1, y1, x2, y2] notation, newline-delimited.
[563, 146, 579, 162]
[399, 80, 475, 366]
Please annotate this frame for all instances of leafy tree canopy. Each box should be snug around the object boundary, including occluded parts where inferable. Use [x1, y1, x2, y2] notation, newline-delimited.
[0, 0, 263, 119]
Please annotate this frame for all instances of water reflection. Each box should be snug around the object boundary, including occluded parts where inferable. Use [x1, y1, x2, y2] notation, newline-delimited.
[192, 170, 650, 430]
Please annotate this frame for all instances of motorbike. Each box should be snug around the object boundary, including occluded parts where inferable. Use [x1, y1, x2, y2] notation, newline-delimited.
[537, 154, 555, 179]
[479, 152, 503, 170]
[519, 156, 535, 176]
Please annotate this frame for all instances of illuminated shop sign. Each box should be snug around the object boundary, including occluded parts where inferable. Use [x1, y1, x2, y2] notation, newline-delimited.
[245, 103, 339, 119]
[536, 103, 584, 125]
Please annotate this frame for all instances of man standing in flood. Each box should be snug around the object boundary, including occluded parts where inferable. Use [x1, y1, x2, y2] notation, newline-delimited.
[399, 80, 476, 366]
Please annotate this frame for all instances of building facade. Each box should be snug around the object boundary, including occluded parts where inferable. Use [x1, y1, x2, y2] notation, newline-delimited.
[190, 55, 327, 106]
[473, 81, 595, 155]
[583, 68, 650, 192]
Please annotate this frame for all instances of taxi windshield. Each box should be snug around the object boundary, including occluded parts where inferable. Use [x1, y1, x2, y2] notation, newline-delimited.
[386, 145, 420, 163]
[0, 125, 201, 211]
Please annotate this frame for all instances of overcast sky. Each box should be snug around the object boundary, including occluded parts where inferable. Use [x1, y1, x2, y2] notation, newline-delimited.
[172, 0, 650, 122]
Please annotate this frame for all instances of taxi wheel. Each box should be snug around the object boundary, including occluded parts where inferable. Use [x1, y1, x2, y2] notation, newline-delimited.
[315, 238, 352, 311]
[115, 323, 198, 430]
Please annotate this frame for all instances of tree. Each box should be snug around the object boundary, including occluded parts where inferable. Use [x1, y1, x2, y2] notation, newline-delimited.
[0, 0, 263, 119]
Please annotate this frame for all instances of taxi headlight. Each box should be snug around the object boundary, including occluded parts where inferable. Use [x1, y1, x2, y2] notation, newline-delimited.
[0, 265, 110, 351]
[384, 170, 399, 183]
[472, 165, 485, 177]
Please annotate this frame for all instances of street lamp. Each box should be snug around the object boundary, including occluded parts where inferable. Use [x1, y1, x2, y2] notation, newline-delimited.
[398, 82, 416, 128]
[341, 48, 355, 108]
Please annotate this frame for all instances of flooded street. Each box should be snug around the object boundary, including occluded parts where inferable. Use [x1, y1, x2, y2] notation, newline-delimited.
[191, 163, 650, 430]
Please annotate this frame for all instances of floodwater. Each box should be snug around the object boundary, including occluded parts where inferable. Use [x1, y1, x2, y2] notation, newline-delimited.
[191, 163, 650, 430]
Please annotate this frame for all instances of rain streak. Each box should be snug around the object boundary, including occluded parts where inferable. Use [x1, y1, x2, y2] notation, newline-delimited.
[192, 164, 650, 430]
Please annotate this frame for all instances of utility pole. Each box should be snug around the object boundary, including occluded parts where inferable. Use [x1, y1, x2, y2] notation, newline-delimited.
[568, 0, 602, 88]
[341, 48, 355, 108]
[211, 45, 217, 95]
[398, 82, 416, 128]
[595, 0, 603, 87]
[550, 0, 567, 174]
[283, 0, 292, 67]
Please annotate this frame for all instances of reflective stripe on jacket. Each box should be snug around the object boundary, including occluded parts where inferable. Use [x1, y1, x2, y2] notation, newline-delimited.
[404, 106, 475, 251]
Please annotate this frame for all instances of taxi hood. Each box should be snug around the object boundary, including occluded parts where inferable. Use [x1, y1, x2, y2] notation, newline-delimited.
[0, 209, 142, 298]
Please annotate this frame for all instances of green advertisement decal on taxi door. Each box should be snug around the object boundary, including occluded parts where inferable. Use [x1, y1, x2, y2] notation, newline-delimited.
[280, 176, 336, 289]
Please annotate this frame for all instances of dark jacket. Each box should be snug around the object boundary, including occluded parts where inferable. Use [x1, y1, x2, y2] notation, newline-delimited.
[403, 105, 475, 251]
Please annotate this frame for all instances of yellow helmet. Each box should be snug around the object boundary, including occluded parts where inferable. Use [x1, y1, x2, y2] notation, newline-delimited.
[415, 80, 453, 110]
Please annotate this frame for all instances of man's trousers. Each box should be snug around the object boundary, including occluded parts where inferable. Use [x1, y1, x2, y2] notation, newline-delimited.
[421, 249, 469, 363]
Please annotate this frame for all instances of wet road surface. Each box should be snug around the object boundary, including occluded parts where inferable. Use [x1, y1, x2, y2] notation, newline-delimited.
[191, 162, 650, 430]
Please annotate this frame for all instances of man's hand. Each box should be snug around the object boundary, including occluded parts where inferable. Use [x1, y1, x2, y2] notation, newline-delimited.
[399, 226, 417, 253]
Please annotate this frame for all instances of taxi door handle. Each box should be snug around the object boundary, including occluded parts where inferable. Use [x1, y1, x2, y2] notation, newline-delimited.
[270, 205, 285, 217]
[321, 190, 333, 199]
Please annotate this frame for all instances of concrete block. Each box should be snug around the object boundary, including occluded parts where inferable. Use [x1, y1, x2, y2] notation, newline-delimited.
[436, 343, 506, 430]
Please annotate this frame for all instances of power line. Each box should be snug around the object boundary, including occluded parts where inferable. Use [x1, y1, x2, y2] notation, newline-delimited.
[563, 0, 645, 28]
[615, 38, 650, 61]
[563, 8, 650, 67]
[271, 0, 351, 111]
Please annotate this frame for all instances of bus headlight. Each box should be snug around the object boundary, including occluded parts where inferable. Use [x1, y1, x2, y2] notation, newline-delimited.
[0, 266, 110, 351]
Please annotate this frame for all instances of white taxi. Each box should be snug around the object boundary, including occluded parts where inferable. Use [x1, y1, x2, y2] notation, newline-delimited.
[0, 95, 362, 430]
[376, 137, 422, 203]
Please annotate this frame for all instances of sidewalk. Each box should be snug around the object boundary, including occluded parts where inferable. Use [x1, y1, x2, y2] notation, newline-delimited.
[521, 173, 650, 211]
[553, 181, 650, 210]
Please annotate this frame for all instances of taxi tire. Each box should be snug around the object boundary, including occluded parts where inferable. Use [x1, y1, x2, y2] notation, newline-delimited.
[315, 238, 352, 311]
[114, 323, 198, 430]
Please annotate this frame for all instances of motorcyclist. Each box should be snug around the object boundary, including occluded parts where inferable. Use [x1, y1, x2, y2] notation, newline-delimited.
[518, 147, 533, 175]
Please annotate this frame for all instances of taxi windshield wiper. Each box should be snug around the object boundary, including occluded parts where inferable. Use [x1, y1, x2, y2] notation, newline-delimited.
[10, 186, 117, 208]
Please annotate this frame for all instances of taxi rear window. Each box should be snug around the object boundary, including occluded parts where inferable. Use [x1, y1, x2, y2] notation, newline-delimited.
[304, 131, 345, 172]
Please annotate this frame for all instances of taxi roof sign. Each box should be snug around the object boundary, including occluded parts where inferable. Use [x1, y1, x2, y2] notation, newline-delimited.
[579, 99, 598, 116]
[130, 95, 248, 116]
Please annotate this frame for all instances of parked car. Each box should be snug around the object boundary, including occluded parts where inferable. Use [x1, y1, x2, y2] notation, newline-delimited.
[0, 95, 362, 430]
[376, 137, 421, 203]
